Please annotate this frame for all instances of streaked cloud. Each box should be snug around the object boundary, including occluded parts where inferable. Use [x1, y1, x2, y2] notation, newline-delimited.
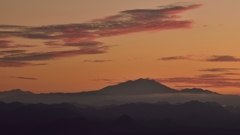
[0, 3, 202, 67]
[93, 78, 115, 81]
[0, 40, 36, 48]
[206, 55, 240, 62]
[156, 73, 240, 88]
[92, 78, 123, 84]
[160, 55, 192, 61]
[0, 50, 26, 55]
[0, 40, 13, 48]
[221, 73, 240, 76]
[0, 46, 108, 62]
[10, 76, 37, 80]
[44, 41, 61, 46]
[0, 61, 47, 67]
[64, 41, 104, 47]
[199, 68, 240, 72]
[83, 60, 112, 63]
[160, 55, 240, 62]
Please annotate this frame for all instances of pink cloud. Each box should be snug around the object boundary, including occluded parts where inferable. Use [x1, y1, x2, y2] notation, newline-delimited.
[0, 40, 13, 48]
[0, 3, 202, 67]
[0, 36, 10, 39]
[0, 40, 36, 48]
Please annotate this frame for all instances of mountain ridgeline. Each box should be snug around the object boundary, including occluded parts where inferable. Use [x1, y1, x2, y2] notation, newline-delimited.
[1, 78, 240, 106]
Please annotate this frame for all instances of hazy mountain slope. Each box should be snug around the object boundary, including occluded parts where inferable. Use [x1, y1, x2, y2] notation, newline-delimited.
[3, 79, 240, 106]
[0, 89, 34, 98]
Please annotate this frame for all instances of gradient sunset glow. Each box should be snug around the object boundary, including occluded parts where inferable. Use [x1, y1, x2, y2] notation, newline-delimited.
[1, 0, 240, 94]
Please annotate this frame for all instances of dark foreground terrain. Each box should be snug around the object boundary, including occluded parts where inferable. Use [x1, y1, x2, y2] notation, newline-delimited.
[1, 101, 240, 135]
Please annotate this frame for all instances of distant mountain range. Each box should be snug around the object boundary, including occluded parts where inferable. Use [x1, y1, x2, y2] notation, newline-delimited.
[1, 78, 219, 95]
[1, 78, 240, 105]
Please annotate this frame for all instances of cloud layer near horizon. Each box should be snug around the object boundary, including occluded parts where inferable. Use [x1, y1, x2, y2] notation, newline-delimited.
[199, 68, 240, 72]
[160, 55, 240, 62]
[83, 60, 112, 63]
[156, 73, 240, 88]
[157, 54, 240, 89]
[0, 3, 202, 67]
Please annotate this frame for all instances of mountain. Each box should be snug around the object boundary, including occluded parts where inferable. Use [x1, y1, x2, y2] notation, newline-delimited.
[2, 79, 240, 106]
[0, 89, 34, 98]
[180, 88, 219, 95]
[97, 78, 178, 95]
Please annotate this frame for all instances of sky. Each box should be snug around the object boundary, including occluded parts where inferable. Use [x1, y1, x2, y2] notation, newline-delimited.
[1, 0, 240, 94]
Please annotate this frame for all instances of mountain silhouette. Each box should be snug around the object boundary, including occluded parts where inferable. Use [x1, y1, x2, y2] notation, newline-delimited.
[0, 89, 34, 98]
[98, 78, 178, 95]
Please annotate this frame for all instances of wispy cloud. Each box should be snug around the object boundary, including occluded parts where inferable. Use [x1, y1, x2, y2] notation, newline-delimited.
[199, 68, 240, 72]
[206, 55, 240, 62]
[0, 40, 36, 49]
[0, 50, 26, 55]
[160, 55, 240, 62]
[10, 76, 37, 80]
[83, 60, 112, 63]
[221, 72, 240, 76]
[93, 78, 115, 81]
[64, 41, 104, 47]
[0, 46, 108, 62]
[44, 41, 61, 46]
[0, 40, 13, 48]
[159, 54, 206, 61]
[156, 73, 240, 88]
[0, 61, 47, 67]
[174, 85, 209, 88]
[0, 3, 202, 67]
[160, 55, 192, 61]
[92, 78, 123, 84]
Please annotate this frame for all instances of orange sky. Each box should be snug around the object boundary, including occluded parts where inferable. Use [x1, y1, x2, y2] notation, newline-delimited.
[1, 0, 240, 94]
